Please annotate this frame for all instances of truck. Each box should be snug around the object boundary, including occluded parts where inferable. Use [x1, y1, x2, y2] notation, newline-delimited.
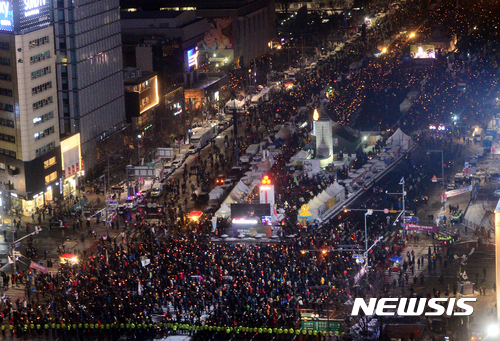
[473, 127, 483, 142]
[209, 187, 225, 207]
[245, 144, 261, 156]
[190, 127, 213, 149]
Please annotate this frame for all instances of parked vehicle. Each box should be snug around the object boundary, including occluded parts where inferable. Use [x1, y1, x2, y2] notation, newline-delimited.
[190, 127, 213, 149]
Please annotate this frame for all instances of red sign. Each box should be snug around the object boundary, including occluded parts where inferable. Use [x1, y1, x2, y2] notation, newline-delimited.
[72, 165, 75, 174]
[406, 224, 438, 232]
[68, 166, 72, 176]
[75, 162, 79, 171]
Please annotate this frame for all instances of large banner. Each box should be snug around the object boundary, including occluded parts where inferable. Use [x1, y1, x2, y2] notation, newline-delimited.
[406, 224, 438, 232]
[231, 204, 271, 238]
[198, 17, 233, 50]
[445, 185, 472, 198]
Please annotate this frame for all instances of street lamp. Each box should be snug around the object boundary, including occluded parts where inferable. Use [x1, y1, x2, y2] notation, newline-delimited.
[386, 177, 407, 245]
[427, 150, 445, 189]
[137, 134, 142, 164]
[364, 210, 373, 253]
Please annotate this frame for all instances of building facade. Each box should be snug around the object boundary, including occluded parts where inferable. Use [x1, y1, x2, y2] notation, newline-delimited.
[0, 0, 62, 213]
[52, 0, 126, 171]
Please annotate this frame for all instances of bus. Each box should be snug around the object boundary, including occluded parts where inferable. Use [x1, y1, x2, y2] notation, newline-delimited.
[483, 135, 493, 151]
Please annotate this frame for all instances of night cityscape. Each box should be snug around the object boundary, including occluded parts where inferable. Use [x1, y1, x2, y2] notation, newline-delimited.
[0, 0, 499, 340]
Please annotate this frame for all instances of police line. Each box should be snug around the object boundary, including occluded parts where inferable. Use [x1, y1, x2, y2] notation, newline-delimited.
[2, 322, 341, 337]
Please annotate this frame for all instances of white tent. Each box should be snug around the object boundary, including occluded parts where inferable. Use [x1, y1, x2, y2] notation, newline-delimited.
[386, 128, 411, 150]
[215, 202, 231, 217]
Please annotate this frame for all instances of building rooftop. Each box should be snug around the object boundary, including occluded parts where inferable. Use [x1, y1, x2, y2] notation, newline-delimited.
[120, 0, 258, 11]
[120, 10, 184, 19]
[124, 68, 157, 85]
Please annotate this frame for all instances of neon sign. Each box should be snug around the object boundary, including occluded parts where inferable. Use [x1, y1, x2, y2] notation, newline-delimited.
[187, 48, 198, 72]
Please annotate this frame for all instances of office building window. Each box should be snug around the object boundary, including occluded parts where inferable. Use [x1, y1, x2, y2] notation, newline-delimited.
[31, 66, 51, 80]
[0, 118, 14, 128]
[32, 96, 53, 110]
[32, 81, 52, 95]
[34, 126, 55, 140]
[0, 42, 9, 50]
[29, 36, 50, 49]
[35, 141, 55, 157]
[0, 162, 4, 170]
[0, 72, 11, 81]
[0, 87, 12, 97]
[0, 148, 15, 158]
[30, 51, 50, 64]
[0, 102, 13, 112]
[33, 111, 54, 124]
[45, 171, 57, 184]
[0, 132, 14, 143]
[0, 57, 10, 66]
[44, 156, 56, 169]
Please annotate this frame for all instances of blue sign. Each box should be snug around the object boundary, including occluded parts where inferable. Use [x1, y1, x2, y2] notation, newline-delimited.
[0, 0, 13, 32]
[14, 242, 21, 248]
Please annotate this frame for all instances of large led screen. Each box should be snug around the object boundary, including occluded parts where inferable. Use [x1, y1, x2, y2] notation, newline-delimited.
[19, 0, 51, 32]
[410, 45, 436, 59]
[0, 0, 13, 32]
[231, 203, 271, 238]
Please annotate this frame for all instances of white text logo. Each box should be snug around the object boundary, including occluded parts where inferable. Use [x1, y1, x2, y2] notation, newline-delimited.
[0, 1, 9, 19]
[351, 298, 476, 317]
[24, 0, 46, 10]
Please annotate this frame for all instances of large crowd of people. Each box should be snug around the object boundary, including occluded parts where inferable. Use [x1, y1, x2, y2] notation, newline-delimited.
[0, 0, 499, 340]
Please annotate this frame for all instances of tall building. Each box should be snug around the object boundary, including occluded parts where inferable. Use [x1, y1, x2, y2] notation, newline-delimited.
[0, 0, 61, 213]
[53, 0, 126, 170]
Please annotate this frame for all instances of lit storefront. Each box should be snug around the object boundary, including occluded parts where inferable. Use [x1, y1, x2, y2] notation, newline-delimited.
[61, 134, 83, 198]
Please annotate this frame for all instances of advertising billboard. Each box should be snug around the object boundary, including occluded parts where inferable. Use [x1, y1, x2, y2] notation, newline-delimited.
[18, 0, 51, 33]
[198, 17, 233, 50]
[231, 203, 271, 238]
[410, 45, 436, 59]
[0, 0, 13, 32]
[186, 48, 198, 72]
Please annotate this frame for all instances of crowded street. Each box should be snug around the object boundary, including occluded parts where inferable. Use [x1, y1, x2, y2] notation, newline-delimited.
[0, 0, 499, 340]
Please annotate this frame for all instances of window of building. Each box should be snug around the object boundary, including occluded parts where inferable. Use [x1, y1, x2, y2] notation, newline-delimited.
[29, 36, 50, 49]
[0, 118, 14, 128]
[32, 96, 53, 110]
[0, 72, 11, 81]
[31, 66, 51, 80]
[45, 171, 57, 184]
[34, 126, 55, 140]
[0, 87, 12, 97]
[33, 111, 54, 125]
[44, 156, 56, 169]
[0, 162, 5, 170]
[0, 102, 13, 112]
[0, 42, 9, 50]
[0, 57, 10, 66]
[36, 141, 55, 158]
[32, 81, 52, 95]
[0, 148, 16, 158]
[30, 51, 50, 65]
[0, 132, 14, 143]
